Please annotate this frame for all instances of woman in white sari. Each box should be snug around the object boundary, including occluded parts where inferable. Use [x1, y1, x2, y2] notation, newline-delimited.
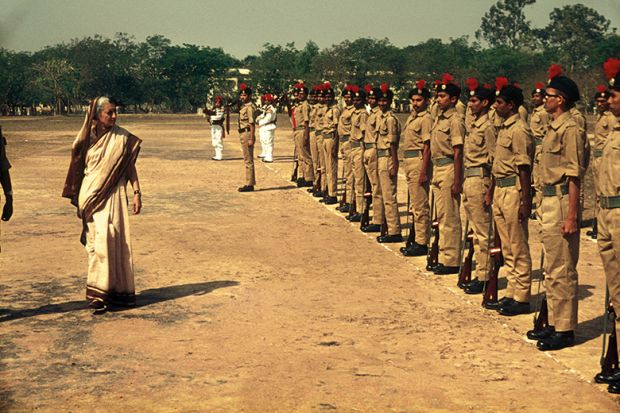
[63, 97, 142, 313]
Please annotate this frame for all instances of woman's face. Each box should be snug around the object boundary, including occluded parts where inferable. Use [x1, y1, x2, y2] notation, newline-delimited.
[97, 102, 117, 129]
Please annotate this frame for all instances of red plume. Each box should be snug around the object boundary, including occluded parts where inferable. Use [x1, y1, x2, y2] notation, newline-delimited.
[323, 81, 331, 89]
[465, 77, 478, 91]
[596, 85, 607, 93]
[535, 82, 545, 90]
[351, 85, 360, 93]
[215, 95, 222, 103]
[380, 83, 388, 93]
[548, 64, 562, 80]
[364, 84, 372, 93]
[442, 73, 453, 84]
[495, 76, 509, 91]
[434, 79, 441, 86]
[513, 82, 522, 90]
[240, 83, 247, 91]
[416, 80, 426, 90]
[604, 58, 620, 81]
[482, 83, 491, 90]
[313, 85, 320, 91]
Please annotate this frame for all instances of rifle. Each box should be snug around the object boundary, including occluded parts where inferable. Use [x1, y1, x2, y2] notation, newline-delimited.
[482, 224, 503, 307]
[338, 156, 347, 211]
[531, 250, 549, 334]
[426, 192, 439, 271]
[404, 190, 416, 248]
[457, 222, 474, 288]
[291, 146, 299, 182]
[360, 171, 372, 230]
[348, 174, 357, 220]
[595, 292, 619, 382]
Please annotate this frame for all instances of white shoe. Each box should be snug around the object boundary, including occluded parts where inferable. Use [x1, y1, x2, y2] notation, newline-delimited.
[258, 154, 266, 158]
[212, 156, 222, 161]
[262, 158, 273, 163]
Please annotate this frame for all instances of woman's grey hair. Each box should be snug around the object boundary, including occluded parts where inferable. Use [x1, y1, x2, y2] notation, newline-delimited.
[95, 96, 111, 115]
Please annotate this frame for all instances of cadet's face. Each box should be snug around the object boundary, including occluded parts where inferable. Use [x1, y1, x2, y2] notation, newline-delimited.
[468, 96, 486, 115]
[97, 103, 117, 129]
[596, 98, 609, 113]
[410, 95, 427, 112]
[240, 92, 250, 103]
[298, 92, 307, 101]
[319, 95, 326, 103]
[544, 87, 563, 113]
[368, 96, 377, 107]
[378, 97, 390, 111]
[354, 97, 365, 108]
[494, 98, 512, 118]
[531, 93, 543, 107]
[609, 90, 620, 117]
[344, 95, 352, 106]
[436, 92, 453, 110]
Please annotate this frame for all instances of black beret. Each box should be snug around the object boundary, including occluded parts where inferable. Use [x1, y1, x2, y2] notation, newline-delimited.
[497, 85, 524, 107]
[548, 75, 580, 103]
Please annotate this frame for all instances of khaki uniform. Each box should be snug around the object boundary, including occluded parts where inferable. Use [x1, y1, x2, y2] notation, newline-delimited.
[492, 113, 533, 302]
[430, 100, 439, 121]
[239, 102, 256, 186]
[320, 103, 341, 197]
[315, 103, 327, 192]
[430, 106, 464, 267]
[463, 113, 495, 282]
[338, 104, 355, 203]
[350, 108, 368, 214]
[363, 106, 384, 225]
[456, 100, 467, 117]
[376, 110, 402, 235]
[596, 121, 620, 354]
[402, 109, 432, 245]
[592, 111, 616, 198]
[293, 100, 314, 181]
[309, 103, 322, 186]
[530, 104, 549, 211]
[540, 111, 588, 332]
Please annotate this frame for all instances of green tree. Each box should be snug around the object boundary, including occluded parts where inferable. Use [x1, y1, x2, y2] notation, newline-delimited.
[476, 0, 536, 49]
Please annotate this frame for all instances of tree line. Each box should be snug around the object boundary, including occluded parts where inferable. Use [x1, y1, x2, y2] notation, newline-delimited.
[0, 0, 617, 115]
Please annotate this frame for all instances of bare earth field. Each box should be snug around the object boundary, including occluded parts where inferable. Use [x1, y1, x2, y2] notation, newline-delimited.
[0, 113, 618, 412]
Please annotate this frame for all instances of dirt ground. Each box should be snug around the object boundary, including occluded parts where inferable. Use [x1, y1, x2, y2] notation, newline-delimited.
[0, 113, 618, 412]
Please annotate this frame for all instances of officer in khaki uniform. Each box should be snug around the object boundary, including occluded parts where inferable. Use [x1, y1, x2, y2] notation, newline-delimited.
[429, 73, 464, 275]
[588, 85, 616, 239]
[314, 85, 328, 198]
[361, 86, 385, 232]
[0, 125, 13, 223]
[400, 80, 432, 256]
[461, 79, 496, 294]
[319, 82, 341, 205]
[596, 58, 620, 394]
[530, 82, 549, 216]
[237, 83, 257, 192]
[308, 87, 322, 195]
[346, 87, 368, 222]
[375, 84, 402, 243]
[337, 85, 356, 212]
[533, 65, 589, 351]
[292, 83, 314, 187]
[487, 79, 533, 315]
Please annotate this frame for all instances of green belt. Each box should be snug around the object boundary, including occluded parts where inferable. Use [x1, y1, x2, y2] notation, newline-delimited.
[316, 130, 322, 136]
[464, 166, 490, 178]
[593, 149, 603, 157]
[364, 143, 376, 149]
[600, 195, 620, 209]
[238, 127, 250, 133]
[377, 149, 390, 157]
[534, 138, 543, 146]
[496, 175, 517, 188]
[323, 132, 335, 139]
[339, 135, 350, 143]
[403, 149, 421, 158]
[433, 157, 454, 166]
[350, 141, 362, 148]
[310, 127, 315, 132]
[542, 183, 568, 197]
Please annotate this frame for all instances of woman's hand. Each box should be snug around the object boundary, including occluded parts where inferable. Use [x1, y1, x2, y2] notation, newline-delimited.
[133, 193, 142, 215]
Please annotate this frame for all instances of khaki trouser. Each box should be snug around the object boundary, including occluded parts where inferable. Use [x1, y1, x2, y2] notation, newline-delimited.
[318, 134, 327, 192]
[240, 131, 256, 186]
[322, 135, 339, 197]
[351, 146, 365, 214]
[340, 139, 353, 203]
[403, 156, 430, 245]
[431, 163, 461, 267]
[532, 143, 543, 215]
[541, 193, 579, 332]
[598, 207, 620, 354]
[294, 129, 314, 182]
[591, 156, 602, 218]
[463, 175, 492, 281]
[377, 154, 401, 235]
[493, 185, 531, 302]
[363, 147, 384, 225]
[310, 131, 321, 186]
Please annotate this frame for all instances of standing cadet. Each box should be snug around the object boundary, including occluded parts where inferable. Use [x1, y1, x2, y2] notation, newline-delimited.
[533, 65, 589, 350]
[319, 82, 341, 205]
[337, 85, 355, 212]
[292, 83, 314, 187]
[461, 79, 496, 294]
[486, 78, 533, 315]
[588, 85, 616, 239]
[256, 93, 277, 163]
[375, 83, 402, 243]
[530, 82, 549, 216]
[346, 87, 367, 222]
[400, 80, 432, 256]
[429, 73, 464, 275]
[308, 87, 322, 195]
[237, 83, 256, 192]
[361, 85, 385, 232]
[206, 96, 226, 161]
[596, 57, 620, 394]
[314, 85, 328, 198]
[0, 125, 13, 225]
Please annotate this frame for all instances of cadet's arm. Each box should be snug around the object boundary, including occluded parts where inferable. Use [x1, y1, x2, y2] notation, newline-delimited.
[419, 142, 430, 184]
[517, 165, 531, 222]
[562, 176, 580, 235]
[452, 145, 463, 195]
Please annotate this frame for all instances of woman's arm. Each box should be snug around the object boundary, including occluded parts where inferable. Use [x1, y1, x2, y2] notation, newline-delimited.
[128, 161, 141, 214]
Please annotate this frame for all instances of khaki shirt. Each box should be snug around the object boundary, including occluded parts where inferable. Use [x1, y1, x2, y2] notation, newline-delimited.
[594, 111, 616, 152]
[364, 106, 381, 143]
[456, 100, 466, 117]
[598, 122, 620, 196]
[238, 102, 256, 129]
[309, 103, 318, 129]
[540, 111, 585, 186]
[315, 103, 326, 131]
[430, 100, 439, 121]
[465, 113, 496, 168]
[402, 109, 432, 151]
[338, 104, 355, 137]
[293, 100, 310, 128]
[430, 107, 465, 159]
[492, 113, 533, 178]
[0, 133, 10, 171]
[530, 104, 549, 143]
[320, 104, 340, 135]
[351, 107, 368, 142]
[569, 107, 590, 172]
[518, 105, 528, 124]
[376, 110, 401, 150]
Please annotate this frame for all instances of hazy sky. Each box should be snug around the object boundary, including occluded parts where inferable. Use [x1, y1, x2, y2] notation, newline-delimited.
[1, 0, 618, 59]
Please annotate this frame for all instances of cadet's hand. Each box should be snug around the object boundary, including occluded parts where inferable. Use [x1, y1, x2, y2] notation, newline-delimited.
[561, 216, 578, 236]
[418, 172, 428, 185]
[389, 161, 399, 178]
[483, 190, 493, 210]
[2, 196, 13, 221]
[133, 194, 142, 215]
[518, 200, 531, 223]
[248, 136, 255, 147]
[451, 180, 463, 196]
